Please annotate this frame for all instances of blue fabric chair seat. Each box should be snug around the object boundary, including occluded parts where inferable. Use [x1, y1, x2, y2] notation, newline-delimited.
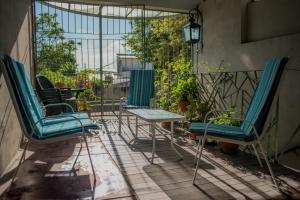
[37, 118, 98, 140]
[42, 112, 91, 125]
[189, 123, 255, 142]
[191, 57, 288, 189]
[1, 55, 98, 140]
[189, 58, 288, 142]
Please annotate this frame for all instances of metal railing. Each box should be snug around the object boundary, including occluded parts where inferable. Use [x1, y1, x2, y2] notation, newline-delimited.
[33, 0, 189, 116]
[196, 70, 262, 115]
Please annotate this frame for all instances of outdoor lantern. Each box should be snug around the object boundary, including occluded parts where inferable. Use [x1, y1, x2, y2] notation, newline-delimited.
[183, 14, 201, 44]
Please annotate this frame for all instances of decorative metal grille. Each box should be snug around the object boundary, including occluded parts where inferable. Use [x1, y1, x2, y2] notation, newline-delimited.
[197, 70, 262, 115]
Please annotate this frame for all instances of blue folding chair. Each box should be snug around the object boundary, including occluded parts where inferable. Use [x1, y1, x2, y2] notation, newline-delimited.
[118, 69, 155, 134]
[190, 57, 289, 189]
[0, 55, 98, 189]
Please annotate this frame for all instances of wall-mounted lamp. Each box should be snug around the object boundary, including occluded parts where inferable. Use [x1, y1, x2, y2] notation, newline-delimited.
[183, 13, 201, 44]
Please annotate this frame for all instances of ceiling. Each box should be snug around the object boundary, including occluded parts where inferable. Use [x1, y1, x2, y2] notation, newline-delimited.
[54, 0, 201, 12]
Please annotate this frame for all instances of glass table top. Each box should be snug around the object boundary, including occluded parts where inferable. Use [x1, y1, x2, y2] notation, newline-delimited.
[127, 109, 184, 122]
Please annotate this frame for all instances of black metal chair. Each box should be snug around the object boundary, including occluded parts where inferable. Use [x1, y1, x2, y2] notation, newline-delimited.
[36, 75, 77, 115]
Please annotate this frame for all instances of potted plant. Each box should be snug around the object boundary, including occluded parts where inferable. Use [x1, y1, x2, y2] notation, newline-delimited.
[75, 79, 85, 88]
[172, 78, 195, 113]
[185, 98, 211, 141]
[171, 57, 197, 113]
[77, 89, 95, 117]
[212, 112, 241, 153]
[85, 82, 92, 89]
[156, 67, 173, 130]
[77, 99, 92, 117]
[159, 96, 173, 130]
[55, 81, 65, 88]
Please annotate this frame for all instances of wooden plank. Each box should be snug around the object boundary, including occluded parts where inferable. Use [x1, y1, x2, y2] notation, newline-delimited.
[96, 115, 300, 199]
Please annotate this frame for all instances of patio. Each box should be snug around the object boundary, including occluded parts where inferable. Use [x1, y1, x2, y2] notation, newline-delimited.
[1, 0, 300, 199]
[1, 114, 300, 200]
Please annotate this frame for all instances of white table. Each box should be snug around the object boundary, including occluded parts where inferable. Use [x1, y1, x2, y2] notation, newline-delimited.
[126, 109, 185, 164]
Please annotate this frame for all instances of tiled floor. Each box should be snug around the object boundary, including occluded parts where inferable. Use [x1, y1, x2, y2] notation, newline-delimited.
[1, 114, 300, 199]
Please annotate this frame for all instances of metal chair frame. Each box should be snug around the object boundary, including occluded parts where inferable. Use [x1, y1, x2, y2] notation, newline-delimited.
[0, 60, 96, 193]
[192, 110, 278, 189]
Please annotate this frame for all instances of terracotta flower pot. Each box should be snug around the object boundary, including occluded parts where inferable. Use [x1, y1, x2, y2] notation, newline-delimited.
[189, 133, 199, 141]
[87, 111, 92, 118]
[76, 80, 84, 88]
[55, 82, 65, 88]
[85, 82, 92, 89]
[178, 100, 189, 113]
[161, 121, 171, 130]
[219, 142, 239, 154]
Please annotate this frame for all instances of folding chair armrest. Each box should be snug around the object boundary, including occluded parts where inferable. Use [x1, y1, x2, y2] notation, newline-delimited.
[44, 102, 75, 113]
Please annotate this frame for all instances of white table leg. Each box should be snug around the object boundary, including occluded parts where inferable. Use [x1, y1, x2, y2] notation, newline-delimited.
[170, 121, 183, 160]
[127, 111, 130, 129]
[151, 122, 156, 164]
[118, 105, 122, 134]
[135, 116, 138, 138]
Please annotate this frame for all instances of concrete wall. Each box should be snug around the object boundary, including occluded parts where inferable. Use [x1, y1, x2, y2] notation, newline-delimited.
[0, 0, 33, 175]
[197, 0, 300, 170]
[247, 0, 300, 42]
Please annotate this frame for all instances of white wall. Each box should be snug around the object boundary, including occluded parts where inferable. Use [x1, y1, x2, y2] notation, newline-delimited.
[0, 0, 33, 176]
[197, 0, 300, 170]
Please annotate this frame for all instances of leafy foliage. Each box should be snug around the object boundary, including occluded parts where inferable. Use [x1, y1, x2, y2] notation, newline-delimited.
[185, 100, 211, 122]
[212, 112, 241, 127]
[125, 14, 216, 122]
[156, 56, 197, 112]
[36, 13, 99, 99]
[39, 68, 76, 88]
[125, 15, 190, 70]
[36, 13, 78, 73]
[126, 15, 194, 112]
[171, 57, 197, 102]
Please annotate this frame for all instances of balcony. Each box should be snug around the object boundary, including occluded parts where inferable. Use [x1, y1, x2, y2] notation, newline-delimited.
[1, 0, 300, 199]
[1, 114, 300, 199]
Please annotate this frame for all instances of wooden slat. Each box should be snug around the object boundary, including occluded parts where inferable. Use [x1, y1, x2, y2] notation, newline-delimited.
[96, 114, 300, 200]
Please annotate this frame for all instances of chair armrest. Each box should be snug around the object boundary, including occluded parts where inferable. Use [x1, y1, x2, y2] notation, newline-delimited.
[59, 88, 73, 100]
[44, 103, 75, 113]
[39, 88, 62, 104]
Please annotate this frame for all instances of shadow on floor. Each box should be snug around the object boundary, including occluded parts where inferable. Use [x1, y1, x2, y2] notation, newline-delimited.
[88, 118, 300, 199]
[0, 138, 96, 200]
[143, 163, 235, 200]
[0, 135, 136, 200]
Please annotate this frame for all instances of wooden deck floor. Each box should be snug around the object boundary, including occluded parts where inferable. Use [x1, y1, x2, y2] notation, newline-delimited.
[1, 114, 300, 199]
[97, 115, 300, 200]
